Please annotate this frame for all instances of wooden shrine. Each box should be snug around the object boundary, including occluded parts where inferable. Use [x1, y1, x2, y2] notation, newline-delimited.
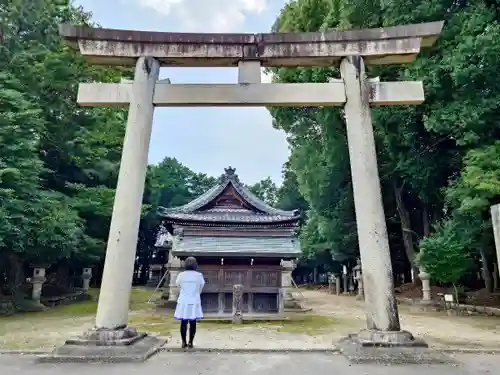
[155, 167, 301, 317]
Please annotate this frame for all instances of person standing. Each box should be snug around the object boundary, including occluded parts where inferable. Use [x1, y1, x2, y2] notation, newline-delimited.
[174, 256, 205, 348]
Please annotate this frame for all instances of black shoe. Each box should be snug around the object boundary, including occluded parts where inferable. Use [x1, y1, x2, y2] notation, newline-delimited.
[187, 342, 193, 349]
[182, 342, 188, 349]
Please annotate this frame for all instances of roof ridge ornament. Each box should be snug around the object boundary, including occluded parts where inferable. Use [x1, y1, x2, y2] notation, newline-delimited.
[219, 166, 239, 183]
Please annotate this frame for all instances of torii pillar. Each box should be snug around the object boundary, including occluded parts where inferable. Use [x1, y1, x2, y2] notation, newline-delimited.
[46, 21, 444, 363]
[491, 204, 500, 287]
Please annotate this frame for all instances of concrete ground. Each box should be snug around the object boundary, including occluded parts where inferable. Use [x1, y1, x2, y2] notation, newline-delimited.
[1, 352, 499, 375]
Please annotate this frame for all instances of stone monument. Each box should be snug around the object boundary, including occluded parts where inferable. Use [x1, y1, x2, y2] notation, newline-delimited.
[51, 21, 445, 363]
[281, 260, 301, 310]
[232, 284, 243, 324]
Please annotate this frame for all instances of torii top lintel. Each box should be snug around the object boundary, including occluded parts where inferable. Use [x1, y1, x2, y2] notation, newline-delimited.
[59, 21, 444, 67]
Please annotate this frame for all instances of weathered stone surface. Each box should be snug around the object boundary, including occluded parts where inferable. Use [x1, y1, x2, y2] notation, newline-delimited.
[65, 327, 146, 346]
[336, 337, 456, 365]
[59, 22, 444, 67]
[340, 55, 400, 332]
[77, 80, 426, 108]
[93, 56, 160, 331]
[353, 329, 427, 347]
[336, 331, 456, 365]
[335, 329, 455, 364]
[232, 284, 243, 324]
[37, 335, 165, 363]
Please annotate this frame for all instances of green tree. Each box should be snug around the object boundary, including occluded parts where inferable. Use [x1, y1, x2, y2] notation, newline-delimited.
[269, 0, 500, 289]
[275, 161, 309, 213]
[147, 157, 217, 208]
[248, 177, 279, 206]
[0, 72, 85, 297]
[417, 216, 475, 299]
[0, 0, 130, 296]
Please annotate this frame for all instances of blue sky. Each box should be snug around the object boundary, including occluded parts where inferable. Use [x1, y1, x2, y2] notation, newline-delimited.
[75, 0, 290, 185]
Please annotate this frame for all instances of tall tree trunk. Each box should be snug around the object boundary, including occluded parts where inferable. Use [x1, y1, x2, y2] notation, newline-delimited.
[8, 254, 25, 302]
[393, 182, 419, 284]
[479, 248, 493, 293]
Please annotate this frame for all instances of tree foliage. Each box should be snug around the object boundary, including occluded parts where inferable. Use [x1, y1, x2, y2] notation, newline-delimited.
[0, 0, 129, 295]
[2, 0, 500, 300]
[269, 0, 500, 285]
[417, 216, 475, 286]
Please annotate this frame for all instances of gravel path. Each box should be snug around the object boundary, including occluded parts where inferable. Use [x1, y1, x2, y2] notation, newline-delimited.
[301, 290, 500, 349]
[165, 290, 500, 351]
[163, 324, 338, 351]
[1, 290, 499, 351]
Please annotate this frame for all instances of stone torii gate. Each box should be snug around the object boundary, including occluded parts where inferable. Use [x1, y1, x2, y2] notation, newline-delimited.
[48, 22, 443, 362]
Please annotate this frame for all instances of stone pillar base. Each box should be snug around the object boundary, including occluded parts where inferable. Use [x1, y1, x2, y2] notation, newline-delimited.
[336, 329, 454, 365]
[65, 326, 147, 346]
[350, 329, 427, 347]
[38, 326, 165, 363]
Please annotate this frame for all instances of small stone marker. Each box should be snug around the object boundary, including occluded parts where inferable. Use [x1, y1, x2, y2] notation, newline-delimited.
[335, 275, 341, 296]
[232, 284, 243, 324]
[442, 293, 456, 314]
[342, 266, 349, 295]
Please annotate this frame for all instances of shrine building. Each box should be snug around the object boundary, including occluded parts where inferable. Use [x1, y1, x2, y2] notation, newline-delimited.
[155, 167, 301, 317]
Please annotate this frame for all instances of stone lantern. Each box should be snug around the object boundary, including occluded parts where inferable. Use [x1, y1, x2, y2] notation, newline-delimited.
[418, 268, 432, 304]
[31, 266, 47, 304]
[82, 268, 92, 293]
[354, 258, 364, 300]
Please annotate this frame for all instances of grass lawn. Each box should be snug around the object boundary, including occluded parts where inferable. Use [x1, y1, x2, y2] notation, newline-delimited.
[0, 287, 338, 351]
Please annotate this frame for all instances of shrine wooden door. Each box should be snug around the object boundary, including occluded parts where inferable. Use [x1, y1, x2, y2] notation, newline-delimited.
[198, 265, 281, 314]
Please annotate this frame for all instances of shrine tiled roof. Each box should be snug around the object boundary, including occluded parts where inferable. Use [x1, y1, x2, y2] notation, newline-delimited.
[158, 167, 300, 224]
[171, 234, 300, 257]
[163, 208, 296, 223]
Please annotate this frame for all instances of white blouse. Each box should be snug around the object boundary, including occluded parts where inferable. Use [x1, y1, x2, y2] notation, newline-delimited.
[176, 270, 205, 304]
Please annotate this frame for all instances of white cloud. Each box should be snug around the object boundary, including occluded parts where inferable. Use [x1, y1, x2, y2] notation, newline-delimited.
[136, 0, 269, 32]
[140, 0, 183, 14]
